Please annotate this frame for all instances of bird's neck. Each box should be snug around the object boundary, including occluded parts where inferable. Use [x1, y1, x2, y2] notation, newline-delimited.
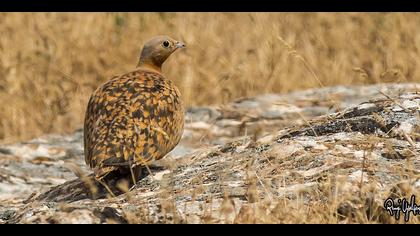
[137, 59, 162, 74]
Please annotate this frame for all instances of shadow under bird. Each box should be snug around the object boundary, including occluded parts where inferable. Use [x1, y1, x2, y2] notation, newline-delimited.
[83, 36, 186, 187]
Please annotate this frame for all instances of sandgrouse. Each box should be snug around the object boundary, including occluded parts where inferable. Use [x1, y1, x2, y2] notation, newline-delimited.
[84, 35, 186, 181]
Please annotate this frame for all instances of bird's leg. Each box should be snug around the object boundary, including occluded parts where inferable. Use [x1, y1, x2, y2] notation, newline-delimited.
[128, 156, 137, 186]
[128, 166, 150, 191]
[122, 143, 138, 186]
[97, 179, 116, 198]
[136, 155, 153, 176]
[144, 163, 153, 176]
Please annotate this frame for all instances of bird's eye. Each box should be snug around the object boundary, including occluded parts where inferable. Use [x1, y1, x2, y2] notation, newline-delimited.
[162, 40, 170, 48]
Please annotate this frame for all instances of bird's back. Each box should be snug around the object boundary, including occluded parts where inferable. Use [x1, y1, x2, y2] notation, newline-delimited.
[83, 68, 184, 179]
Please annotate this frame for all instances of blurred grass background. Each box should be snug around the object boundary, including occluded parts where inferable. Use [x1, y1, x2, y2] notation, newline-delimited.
[0, 12, 419, 143]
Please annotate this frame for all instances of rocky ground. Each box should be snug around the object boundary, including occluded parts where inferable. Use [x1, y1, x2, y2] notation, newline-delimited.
[0, 83, 419, 223]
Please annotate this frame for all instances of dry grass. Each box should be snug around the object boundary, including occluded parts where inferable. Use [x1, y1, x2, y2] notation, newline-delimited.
[116, 158, 420, 224]
[1, 12, 420, 143]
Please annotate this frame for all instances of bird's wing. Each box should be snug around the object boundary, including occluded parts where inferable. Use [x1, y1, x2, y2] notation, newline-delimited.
[83, 75, 135, 177]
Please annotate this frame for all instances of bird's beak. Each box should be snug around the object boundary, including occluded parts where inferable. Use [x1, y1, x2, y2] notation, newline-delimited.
[175, 41, 186, 49]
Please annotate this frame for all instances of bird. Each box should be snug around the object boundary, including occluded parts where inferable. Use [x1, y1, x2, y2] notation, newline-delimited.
[83, 35, 186, 183]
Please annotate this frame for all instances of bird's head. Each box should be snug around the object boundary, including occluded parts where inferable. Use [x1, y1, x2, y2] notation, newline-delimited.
[137, 35, 186, 72]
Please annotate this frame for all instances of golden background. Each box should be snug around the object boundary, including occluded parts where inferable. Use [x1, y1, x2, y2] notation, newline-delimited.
[1, 13, 419, 143]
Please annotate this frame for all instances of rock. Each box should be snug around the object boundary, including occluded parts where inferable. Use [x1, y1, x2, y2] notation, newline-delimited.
[0, 209, 15, 221]
[1, 83, 419, 223]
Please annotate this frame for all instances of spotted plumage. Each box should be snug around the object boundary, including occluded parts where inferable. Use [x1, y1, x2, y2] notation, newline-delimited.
[84, 36, 185, 180]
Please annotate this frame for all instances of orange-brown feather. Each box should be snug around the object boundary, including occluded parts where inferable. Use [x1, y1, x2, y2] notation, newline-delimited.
[84, 69, 184, 180]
